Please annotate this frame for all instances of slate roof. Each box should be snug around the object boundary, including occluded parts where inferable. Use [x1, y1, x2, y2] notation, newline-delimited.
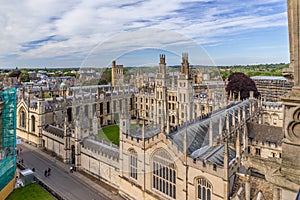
[191, 144, 236, 166]
[247, 122, 283, 145]
[169, 99, 253, 155]
[44, 124, 64, 138]
[261, 101, 282, 108]
[128, 124, 160, 139]
[251, 76, 287, 81]
[82, 138, 119, 159]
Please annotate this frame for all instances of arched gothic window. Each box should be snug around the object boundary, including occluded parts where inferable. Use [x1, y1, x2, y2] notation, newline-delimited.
[129, 149, 137, 180]
[20, 110, 26, 128]
[152, 149, 176, 199]
[172, 115, 175, 124]
[196, 178, 212, 200]
[31, 115, 35, 132]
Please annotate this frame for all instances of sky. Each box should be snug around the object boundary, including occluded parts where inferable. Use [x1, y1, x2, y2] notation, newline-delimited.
[0, 0, 289, 68]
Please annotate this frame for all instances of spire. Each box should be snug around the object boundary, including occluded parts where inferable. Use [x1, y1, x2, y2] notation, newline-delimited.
[219, 115, 223, 141]
[209, 118, 213, 146]
[232, 110, 235, 127]
[242, 105, 246, 124]
[142, 119, 145, 140]
[236, 129, 241, 158]
[242, 105, 248, 152]
[38, 86, 44, 99]
[183, 118, 188, 164]
[238, 107, 241, 124]
[229, 90, 232, 101]
[224, 137, 229, 168]
[21, 88, 25, 100]
[223, 137, 229, 198]
[226, 112, 230, 134]
[93, 113, 98, 136]
[183, 104, 188, 163]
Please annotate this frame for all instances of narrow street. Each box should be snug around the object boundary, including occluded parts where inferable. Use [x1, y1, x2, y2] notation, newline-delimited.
[19, 143, 122, 200]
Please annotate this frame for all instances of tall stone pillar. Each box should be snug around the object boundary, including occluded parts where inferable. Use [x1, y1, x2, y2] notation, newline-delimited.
[284, 0, 300, 83]
[290, 0, 300, 87]
[277, 0, 300, 194]
[245, 175, 251, 200]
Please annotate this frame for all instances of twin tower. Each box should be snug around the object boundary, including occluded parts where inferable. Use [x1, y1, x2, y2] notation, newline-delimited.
[111, 53, 190, 87]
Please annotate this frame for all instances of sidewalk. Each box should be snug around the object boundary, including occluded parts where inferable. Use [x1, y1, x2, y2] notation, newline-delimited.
[20, 142, 124, 200]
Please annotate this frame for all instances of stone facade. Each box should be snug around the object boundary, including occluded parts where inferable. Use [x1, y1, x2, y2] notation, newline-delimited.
[112, 60, 124, 87]
[15, 54, 264, 200]
[260, 101, 283, 127]
[15, 51, 299, 199]
[251, 76, 292, 102]
[241, 2, 300, 199]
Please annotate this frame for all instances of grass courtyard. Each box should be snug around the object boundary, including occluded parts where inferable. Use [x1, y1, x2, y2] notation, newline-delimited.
[98, 124, 141, 146]
[6, 183, 54, 200]
[98, 125, 120, 146]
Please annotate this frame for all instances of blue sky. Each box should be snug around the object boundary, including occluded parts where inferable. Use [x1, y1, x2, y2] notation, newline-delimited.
[0, 0, 289, 68]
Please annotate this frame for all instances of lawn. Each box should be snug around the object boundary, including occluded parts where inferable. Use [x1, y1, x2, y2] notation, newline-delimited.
[99, 125, 120, 146]
[6, 183, 54, 200]
[98, 124, 143, 146]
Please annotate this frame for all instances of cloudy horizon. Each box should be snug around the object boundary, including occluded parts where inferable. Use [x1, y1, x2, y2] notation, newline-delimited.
[0, 0, 289, 68]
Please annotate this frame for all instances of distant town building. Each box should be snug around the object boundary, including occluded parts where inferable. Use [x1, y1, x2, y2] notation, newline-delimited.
[251, 76, 293, 102]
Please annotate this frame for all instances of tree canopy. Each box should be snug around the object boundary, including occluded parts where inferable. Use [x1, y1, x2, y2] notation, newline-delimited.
[8, 70, 21, 78]
[225, 72, 259, 100]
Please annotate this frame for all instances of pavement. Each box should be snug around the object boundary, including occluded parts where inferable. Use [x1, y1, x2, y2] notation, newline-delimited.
[18, 142, 124, 200]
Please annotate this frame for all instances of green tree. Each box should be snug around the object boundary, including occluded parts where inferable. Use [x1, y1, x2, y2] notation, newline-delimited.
[20, 71, 29, 82]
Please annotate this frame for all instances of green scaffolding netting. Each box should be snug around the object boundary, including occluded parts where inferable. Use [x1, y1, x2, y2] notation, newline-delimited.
[0, 88, 16, 191]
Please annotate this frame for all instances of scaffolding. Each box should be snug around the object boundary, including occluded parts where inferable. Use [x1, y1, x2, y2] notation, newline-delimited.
[0, 88, 16, 191]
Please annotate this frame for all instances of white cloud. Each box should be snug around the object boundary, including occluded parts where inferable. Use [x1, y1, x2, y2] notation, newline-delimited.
[0, 0, 288, 67]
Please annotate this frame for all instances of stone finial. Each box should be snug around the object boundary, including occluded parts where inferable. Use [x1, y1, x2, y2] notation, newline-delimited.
[159, 54, 165, 64]
[249, 91, 254, 99]
[209, 118, 213, 146]
[219, 115, 223, 140]
[38, 87, 44, 99]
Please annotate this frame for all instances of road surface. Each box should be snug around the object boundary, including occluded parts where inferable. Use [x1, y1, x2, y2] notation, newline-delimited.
[19, 144, 120, 200]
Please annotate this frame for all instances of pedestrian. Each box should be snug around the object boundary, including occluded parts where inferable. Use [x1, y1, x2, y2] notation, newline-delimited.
[44, 170, 48, 177]
[47, 168, 51, 176]
[21, 158, 24, 164]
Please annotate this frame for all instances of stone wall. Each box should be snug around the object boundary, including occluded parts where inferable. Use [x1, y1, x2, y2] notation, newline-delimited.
[233, 173, 273, 200]
[80, 144, 119, 188]
[42, 130, 65, 158]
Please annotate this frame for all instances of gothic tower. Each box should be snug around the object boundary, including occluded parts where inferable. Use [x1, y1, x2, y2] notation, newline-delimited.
[178, 53, 193, 124]
[61, 83, 71, 163]
[181, 53, 190, 79]
[112, 60, 124, 87]
[154, 54, 168, 130]
[37, 87, 44, 147]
